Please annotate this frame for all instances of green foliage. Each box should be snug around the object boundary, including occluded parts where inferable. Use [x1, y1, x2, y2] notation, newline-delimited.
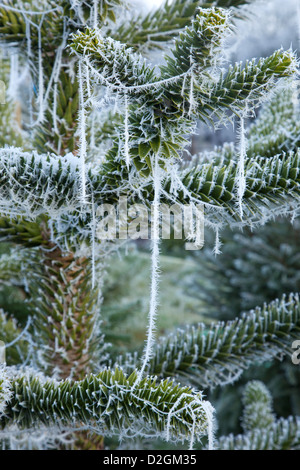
[185, 215, 300, 436]
[118, 294, 300, 388]
[247, 86, 300, 159]
[160, 8, 231, 77]
[112, 0, 252, 51]
[217, 381, 300, 450]
[241, 380, 275, 431]
[169, 150, 300, 226]
[0, 366, 211, 446]
[72, 9, 296, 180]
[1, 146, 299, 232]
[64, 0, 122, 23]
[211, 50, 296, 116]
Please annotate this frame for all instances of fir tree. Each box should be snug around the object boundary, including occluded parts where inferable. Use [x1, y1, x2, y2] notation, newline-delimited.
[0, 0, 299, 450]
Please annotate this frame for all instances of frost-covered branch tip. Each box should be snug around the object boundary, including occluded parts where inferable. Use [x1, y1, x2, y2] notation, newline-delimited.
[0, 367, 214, 448]
[117, 293, 300, 389]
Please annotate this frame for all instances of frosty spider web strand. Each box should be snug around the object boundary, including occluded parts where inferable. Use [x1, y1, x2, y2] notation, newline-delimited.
[82, 54, 197, 97]
[4, 316, 32, 349]
[7, 53, 19, 101]
[166, 391, 215, 450]
[19, 11, 48, 127]
[24, 13, 32, 59]
[201, 400, 215, 450]
[43, 18, 69, 133]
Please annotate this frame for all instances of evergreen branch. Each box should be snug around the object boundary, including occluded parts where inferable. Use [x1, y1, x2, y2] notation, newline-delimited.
[186, 217, 300, 321]
[156, 12, 298, 126]
[160, 8, 231, 78]
[195, 86, 300, 166]
[0, 366, 213, 446]
[110, 0, 203, 51]
[0, 148, 83, 218]
[0, 52, 47, 251]
[28, 243, 102, 380]
[0, 217, 46, 247]
[241, 380, 275, 432]
[207, 49, 298, 119]
[72, 20, 296, 149]
[217, 381, 300, 450]
[217, 417, 300, 450]
[246, 86, 300, 159]
[71, 28, 156, 91]
[0, 365, 12, 418]
[118, 294, 300, 389]
[0, 0, 27, 44]
[71, 14, 296, 182]
[0, 147, 299, 227]
[171, 150, 300, 224]
[111, 0, 251, 51]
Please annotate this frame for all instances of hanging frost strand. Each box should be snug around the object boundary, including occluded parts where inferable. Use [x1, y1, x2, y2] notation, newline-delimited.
[124, 93, 130, 169]
[297, 0, 300, 51]
[25, 16, 31, 58]
[91, 194, 96, 289]
[213, 226, 222, 255]
[46, 18, 67, 134]
[202, 400, 215, 451]
[93, 0, 98, 28]
[237, 115, 247, 218]
[188, 75, 195, 117]
[37, 17, 45, 123]
[135, 152, 162, 384]
[8, 53, 19, 100]
[295, 0, 300, 111]
[78, 61, 87, 203]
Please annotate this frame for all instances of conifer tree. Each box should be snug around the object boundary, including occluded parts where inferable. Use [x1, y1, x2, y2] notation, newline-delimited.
[0, 0, 299, 450]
